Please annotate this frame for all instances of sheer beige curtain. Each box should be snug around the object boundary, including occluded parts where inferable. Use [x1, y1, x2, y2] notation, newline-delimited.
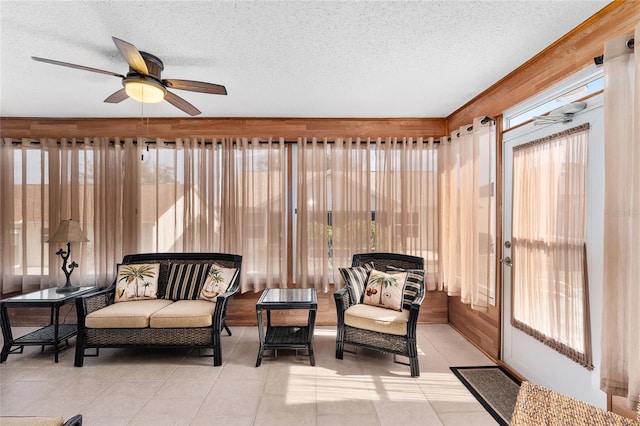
[0, 137, 138, 293]
[438, 134, 460, 294]
[511, 124, 591, 368]
[85, 138, 140, 284]
[372, 137, 440, 288]
[296, 138, 330, 291]
[297, 137, 440, 291]
[138, 137, 218, 253]
[600, 25, 640, 410]
[230, 138, 288, 293]
[0, 136, 288, 295]
[0, 138, 51, 293]
[139, 137, 288, 293]
[294, 137, 374, 286]
[439, 117, 496, 309]
[330, 138, 373, 275]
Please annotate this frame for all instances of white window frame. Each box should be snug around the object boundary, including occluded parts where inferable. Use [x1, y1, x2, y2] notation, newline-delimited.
[503, 67, 603, 130]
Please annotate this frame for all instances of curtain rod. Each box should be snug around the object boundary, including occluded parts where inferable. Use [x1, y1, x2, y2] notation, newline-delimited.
[593, 37, 634, 65]
[5, 116, 494, 146]
[8, 137, 448, 146]
[453, 115, 495, 138]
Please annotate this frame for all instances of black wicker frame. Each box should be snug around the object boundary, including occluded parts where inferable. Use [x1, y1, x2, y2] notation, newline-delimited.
[334, 252, 425, 377]
[74, 252, 242, 367]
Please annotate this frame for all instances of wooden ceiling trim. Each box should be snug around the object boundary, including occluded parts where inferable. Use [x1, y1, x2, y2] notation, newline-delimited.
[0, 117, 446, 140]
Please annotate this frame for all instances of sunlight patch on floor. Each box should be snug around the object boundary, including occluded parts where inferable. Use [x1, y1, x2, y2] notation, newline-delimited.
[419, 372, 478, 402]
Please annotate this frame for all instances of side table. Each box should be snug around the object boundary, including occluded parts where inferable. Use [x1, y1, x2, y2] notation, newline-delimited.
[0, 286, 96, 363]
[255, 288, 317, 367]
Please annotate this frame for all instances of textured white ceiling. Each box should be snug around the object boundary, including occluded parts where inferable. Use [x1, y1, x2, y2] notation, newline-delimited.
[0, 0, 609, 118]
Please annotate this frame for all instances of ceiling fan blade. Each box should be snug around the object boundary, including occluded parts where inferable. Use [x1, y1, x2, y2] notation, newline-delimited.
[31, 56, 124, 78]
[104, 88, 128, 103]
[165, 91, 201, 116]
[112, 36, 148, 75]
[163, 79, 227, 95]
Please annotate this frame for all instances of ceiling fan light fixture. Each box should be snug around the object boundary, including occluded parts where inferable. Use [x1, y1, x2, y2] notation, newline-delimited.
[124, 77, 166, 104]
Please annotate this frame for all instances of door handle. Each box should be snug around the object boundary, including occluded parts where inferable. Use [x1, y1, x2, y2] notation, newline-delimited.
[501, 257, 512, 267]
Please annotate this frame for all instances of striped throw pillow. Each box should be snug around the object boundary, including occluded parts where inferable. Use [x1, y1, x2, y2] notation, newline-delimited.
[387, 266, 425, 310]
[164, 263, 209, 300]
[339, 262, 374, 304]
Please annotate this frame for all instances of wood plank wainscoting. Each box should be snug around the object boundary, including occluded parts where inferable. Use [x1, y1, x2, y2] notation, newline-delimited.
[5, 289, 449, 328]
[225, 289, 449, 327]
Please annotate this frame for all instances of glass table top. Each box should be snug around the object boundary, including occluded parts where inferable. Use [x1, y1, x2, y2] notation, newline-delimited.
[259, 288, 317, 304]
[3, 286, 96, 303]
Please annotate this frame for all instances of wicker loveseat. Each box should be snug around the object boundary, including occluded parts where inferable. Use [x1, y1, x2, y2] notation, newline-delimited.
[74, 252, 242, 367]
[334, 252, 425, 377]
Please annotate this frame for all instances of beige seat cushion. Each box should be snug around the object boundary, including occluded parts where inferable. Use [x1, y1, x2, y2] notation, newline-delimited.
[0, 417, 64, 426]
[150, 300, 216, 328]
[344, 303, 410, 336]
[85, 299, 173, 328]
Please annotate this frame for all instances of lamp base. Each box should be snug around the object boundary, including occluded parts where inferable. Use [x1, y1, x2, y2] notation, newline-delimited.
[56, 284, 80, 294]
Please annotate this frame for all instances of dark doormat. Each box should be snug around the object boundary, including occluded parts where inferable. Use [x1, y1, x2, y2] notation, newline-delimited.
[450, 365, 521, 425]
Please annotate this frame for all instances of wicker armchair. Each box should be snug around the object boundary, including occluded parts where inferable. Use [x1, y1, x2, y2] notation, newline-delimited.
[334, 252, 425, 377]
[511, 381, 640, 426]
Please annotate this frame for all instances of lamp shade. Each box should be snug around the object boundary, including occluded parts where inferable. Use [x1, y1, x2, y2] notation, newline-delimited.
[124, 78, 166, 103]
[48, 219, 89, 243]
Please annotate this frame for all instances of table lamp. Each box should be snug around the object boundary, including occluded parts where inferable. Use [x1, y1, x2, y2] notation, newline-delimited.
[47, 219, 89, 293]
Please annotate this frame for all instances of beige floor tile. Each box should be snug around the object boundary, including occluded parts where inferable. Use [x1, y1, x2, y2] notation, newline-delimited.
[374, 399, 443, 426]
[18, 395, 92, 420]
[128, 396, 203, 425]
[438, 410, 500, 426]
[316, 398, 377, 416]
[97, 379, 164, 399]
[317, 413, 380, 426]
[54, 376, 114, 397]
[253, 401, 316, 426]
[81, 394, 152, 418]
[80, 416, 132, 425]
[197, 390, 261, 417]
[0, 367, 40, 383]
[208, 377, 264, 397]
[191, 414, 255, 426]
[117, 364, 177, 381]
[0, 324, 500, 425]
[153, 377, 214, 399]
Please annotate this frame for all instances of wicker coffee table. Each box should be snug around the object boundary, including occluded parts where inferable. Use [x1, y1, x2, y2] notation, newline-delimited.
[0, 286, 96, 363]
[255, 288, 317, 367]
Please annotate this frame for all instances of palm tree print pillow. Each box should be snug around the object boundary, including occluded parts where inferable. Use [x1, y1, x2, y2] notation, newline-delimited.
[362, 269, 408, 311]
[115, 263, 160, 302]
[200, 264, 238, 302]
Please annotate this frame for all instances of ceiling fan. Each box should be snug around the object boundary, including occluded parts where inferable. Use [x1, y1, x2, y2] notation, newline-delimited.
[32, 36, 227, 116]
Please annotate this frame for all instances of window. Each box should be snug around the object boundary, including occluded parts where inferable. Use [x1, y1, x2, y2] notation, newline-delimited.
[510, 124, 592, 368]
[504, 69, 603, 130]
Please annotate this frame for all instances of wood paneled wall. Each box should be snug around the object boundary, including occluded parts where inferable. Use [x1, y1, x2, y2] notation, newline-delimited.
[445, 1, 639, 361]
[7, 289, 449, 328]
[0, 117, 446, 140]
[225, 290, 449, 327]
